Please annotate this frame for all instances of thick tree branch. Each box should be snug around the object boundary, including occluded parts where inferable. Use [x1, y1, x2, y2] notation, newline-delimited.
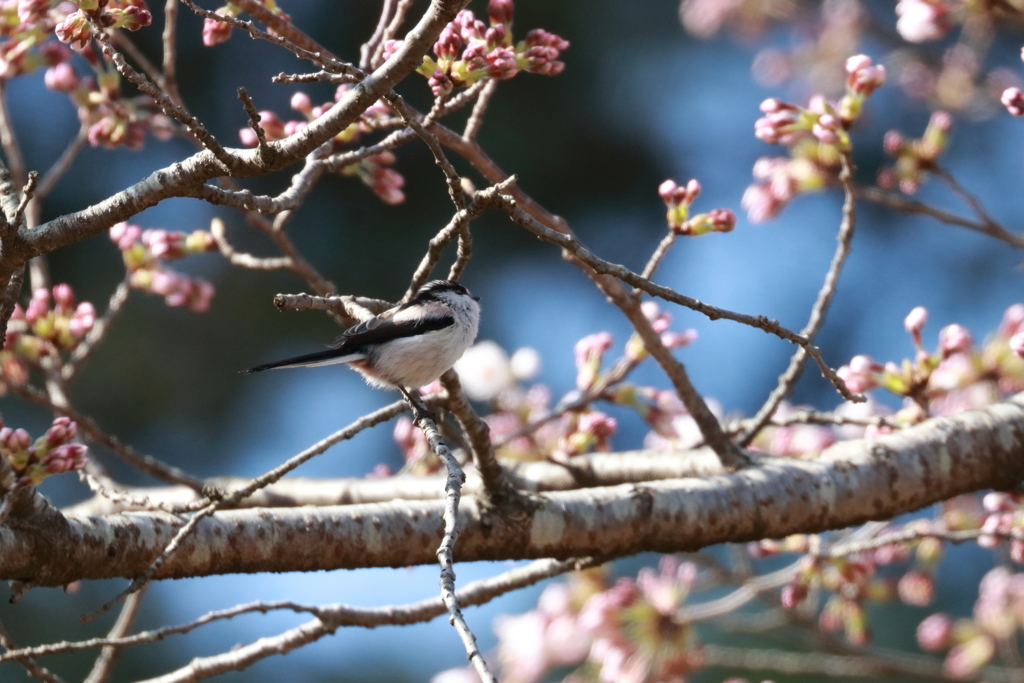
[6, 395, 1024, 584]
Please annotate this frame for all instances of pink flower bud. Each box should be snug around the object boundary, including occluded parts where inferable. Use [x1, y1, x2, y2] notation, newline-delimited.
[579, 411, 617, 438]
[380, 39, 403, 62]
[52, 283, 75, 312]
[845, 55, 873, 75]
[290, 91, 312, 114]
[781, 582, 808, 609]
[658, 179, 679, 204]
[897, 570, 934, 606]
[943, 635, 995, 678]
[202, 17, 232, 46]
[1010, 332, 1024, 358]
[938, 324, 972, 356]
[44, 62, 79, 92]
[488, 0, 514, 25]
[904, 306, 928, 340]
[883, 130, 904, 154]
[574, 332, 613, 367]
[1001, 87, 1024, 117]
[916, 613, 954, 651]
[69, 301, 96, 338]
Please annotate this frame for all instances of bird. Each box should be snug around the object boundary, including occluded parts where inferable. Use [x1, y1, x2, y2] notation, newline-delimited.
[244, 280, 481, 398]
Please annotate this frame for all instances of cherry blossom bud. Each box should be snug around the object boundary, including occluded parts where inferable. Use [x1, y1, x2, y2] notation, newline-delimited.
[781, 582, 808, 609]
[999, 303, 1024, 337]
[44, 62, 79, 92]
[52, 284, 74, 312]
[45, 417, 77, 447]
[904, 306, 928, 344]
[938, 324, 972, 357]
[485, 24, 507, 48]
[1002, 87, 1024, 116]
[25, 288, 50, 322]
[290, 91, 312, 115]
[69, 302, 96, 338]
[846, 54, 886, 95]
[488, 0, 514, 26]
[110, 222, 141, 250]
[574, 332, 613, 368]
[485, 46, 518, 79]
[188, 280, 215, 313]
[1010, 332, 1024, 358]
[381, 39, 403, 62]
[895, 0, 950, 43]
[898, 570, 934, 606]
[944, 635, 995, 678]
[203, 17, 232, 46]
[55, 11, 91, 50]
[916, 613, 954, 651]
[428, 69, 454, 97]
[434, 26, 461, 59]
[661, 329, 698, 349]
[883, 130, 904, 155]
[578, 411, 617, 439]
[42, 442, 87, 476]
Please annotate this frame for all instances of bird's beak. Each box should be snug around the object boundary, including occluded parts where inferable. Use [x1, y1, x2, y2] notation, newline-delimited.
[472, 295, 481, 302]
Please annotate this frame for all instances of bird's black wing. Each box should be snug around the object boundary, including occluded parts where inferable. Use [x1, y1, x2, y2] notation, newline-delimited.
[325, 311, 454, 351]
[244, 311, 454, 374]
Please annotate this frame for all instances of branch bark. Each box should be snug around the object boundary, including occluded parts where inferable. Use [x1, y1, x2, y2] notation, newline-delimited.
[5, 395, 1024, 585]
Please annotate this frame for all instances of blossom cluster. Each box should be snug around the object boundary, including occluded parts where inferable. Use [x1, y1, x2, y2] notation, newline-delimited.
[0, 414, 87, 485]
[200, 0, 288, 47]
[237, 88, 404, 204]
[742, 55, 885, 222]
[0, 0, 72, 78]
[657, 178, 735, 236]
[110, 222, 217, 312]
[917, 566, 1024, 676]
[54, 0, 152, 51]
[45, 43, 172, 148]
[383, 0, 569, 97]
[877, 111, 953, 194]
[836, 303, 1024, 422]
[1, 284, 97, 388]
[485, 558, 703, 683]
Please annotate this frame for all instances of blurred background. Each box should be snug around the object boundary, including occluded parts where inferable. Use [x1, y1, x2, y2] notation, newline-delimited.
[1, 0, 1023, 680]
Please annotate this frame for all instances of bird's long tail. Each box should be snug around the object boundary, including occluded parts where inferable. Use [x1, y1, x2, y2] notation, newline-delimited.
[243, 349, 363, 373]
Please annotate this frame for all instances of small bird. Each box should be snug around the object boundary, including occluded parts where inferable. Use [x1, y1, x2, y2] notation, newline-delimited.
[244, 280, 481, 393]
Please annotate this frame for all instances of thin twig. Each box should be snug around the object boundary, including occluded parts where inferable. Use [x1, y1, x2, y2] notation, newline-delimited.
[0, 80, 27, 188]
[475, 186, 861, 403]
[11, 171, 37, 231]
[83, 587, 147, 683]
[111, 30, 162, 83]
[360, 0, 397, 71]
[161, 0, 183, 106]
[35, 125, 89, 201]
[210, 218, 292, 270]
[385, 91, 465, 209]
[856, 184, 1024, 249]
[62, 277, 131, 381]
[737, 152, 859, 447]
[0, 616, 68, 683]
[463, 79, 497, 141]
[93, 30, 237, 172]
[372, 0, 416, 68]
[639, 230, 678, 284]
[402, 388, 498, 683]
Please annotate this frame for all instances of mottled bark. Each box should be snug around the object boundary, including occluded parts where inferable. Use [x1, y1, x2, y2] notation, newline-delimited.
[4, 396, 1023, 585]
